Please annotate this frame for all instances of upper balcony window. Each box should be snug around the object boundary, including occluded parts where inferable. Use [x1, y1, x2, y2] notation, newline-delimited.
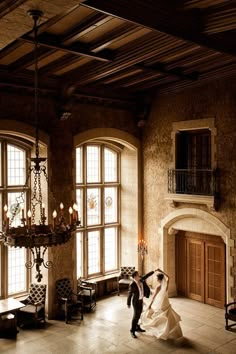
[167, 118, 218, 209]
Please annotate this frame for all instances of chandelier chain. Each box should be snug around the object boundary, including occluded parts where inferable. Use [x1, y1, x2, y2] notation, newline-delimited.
[33, 13, 39, 159]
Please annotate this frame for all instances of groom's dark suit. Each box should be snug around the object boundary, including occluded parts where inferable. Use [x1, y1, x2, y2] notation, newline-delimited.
[127, 271, 154, 334]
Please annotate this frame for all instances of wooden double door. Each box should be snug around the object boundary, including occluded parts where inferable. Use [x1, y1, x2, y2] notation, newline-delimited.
[176, 231, 225, 308]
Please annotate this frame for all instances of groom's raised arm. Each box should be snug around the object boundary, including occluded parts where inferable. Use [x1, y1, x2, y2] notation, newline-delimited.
[141, 270, 155, 281]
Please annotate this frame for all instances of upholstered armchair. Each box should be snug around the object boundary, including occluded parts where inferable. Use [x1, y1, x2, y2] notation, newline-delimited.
[18, 283, 47, 327]
[56, 278, 83, 323]
[77, 278, 96, 312]
[225, 301, 236, 330]
[117, 266, 135, 295]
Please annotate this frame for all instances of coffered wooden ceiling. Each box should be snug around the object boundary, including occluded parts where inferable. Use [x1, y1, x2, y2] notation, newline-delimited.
[0, 0, 235, 109]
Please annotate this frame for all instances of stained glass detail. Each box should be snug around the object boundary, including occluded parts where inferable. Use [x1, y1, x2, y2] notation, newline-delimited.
[87, 188, 100, 225]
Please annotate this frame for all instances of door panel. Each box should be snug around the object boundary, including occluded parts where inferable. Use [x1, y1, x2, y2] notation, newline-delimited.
[205, 242, 225, 308]
[176, 232, 225, 309]
[187, 239, 204, 302]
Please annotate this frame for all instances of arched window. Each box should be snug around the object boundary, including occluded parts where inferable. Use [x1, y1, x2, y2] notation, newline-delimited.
[0, 138, 31, 297]
[76, 143, 120, 278]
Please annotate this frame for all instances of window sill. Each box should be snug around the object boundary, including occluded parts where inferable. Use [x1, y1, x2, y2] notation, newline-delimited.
[87, 273, 120, 283]
[165, 193, 217, 210]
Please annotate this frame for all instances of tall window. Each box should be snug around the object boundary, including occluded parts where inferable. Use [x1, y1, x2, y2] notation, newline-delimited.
[0, 139, 30, 297]
[76, 144, 120, 278]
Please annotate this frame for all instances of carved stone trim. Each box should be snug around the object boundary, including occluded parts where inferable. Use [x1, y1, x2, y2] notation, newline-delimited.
[165, 193, 216, 210]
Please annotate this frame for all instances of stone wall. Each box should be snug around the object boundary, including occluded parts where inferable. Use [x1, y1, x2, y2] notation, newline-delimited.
[142, 76, 236, 300]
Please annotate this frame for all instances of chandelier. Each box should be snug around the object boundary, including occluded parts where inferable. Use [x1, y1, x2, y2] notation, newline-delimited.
[0, 10, 80, 282]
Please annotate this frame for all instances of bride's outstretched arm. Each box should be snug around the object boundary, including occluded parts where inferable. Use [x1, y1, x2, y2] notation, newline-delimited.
[157, 268, 169, 278]
[157, 268, 169, 290]
[148, 284, 160, 309]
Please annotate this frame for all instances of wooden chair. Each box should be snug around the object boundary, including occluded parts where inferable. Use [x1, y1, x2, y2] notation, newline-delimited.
[77, 278, 96, 312]
[18, 283, 46, 327]
[56, 278, 83, 323]
[117, 266, 135, 295]
[225, 301, 236, 330]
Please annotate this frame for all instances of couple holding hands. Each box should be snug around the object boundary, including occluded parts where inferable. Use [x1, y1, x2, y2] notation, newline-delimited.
[127, 268, 182, 340]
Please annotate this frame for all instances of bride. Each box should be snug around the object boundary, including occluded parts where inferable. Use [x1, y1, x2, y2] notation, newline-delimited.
[140, 268, 183, 340]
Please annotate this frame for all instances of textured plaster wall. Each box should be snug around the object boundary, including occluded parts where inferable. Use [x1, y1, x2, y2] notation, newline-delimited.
[142, 76, 236, 298]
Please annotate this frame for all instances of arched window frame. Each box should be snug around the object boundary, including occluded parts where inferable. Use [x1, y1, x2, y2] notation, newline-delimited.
[76, 142, 121, 278]
[0, 137, 31, 298]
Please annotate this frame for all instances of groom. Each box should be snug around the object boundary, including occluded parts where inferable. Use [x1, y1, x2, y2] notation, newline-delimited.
[127, 269, 156, 338]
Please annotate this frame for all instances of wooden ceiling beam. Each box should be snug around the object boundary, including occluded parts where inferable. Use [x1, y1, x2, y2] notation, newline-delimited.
[62, 13, 110, 45]
[18, 17, 134, 76]
[67, 35, 186, 85]
[203, 6, 236, 34]
[9, 47, 55, 73]
[82, 0, 236, 55]
[159, 62, 236, 95]
[134, 63, 199, 81]
[20, 34, 114, 62]
[38, 54, 80, 75]
[90, 23, 139, 52]
[0, 40, 22, 60]
[0, 0, 27, 19]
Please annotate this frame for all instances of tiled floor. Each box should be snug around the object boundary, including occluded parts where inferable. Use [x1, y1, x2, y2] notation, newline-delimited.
[1, 295, 236, 354]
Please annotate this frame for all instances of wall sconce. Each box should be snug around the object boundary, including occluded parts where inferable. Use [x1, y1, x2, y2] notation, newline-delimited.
[137, 239, 148, 275]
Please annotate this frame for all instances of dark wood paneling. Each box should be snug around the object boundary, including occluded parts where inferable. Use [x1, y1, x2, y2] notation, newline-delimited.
[187, 238, 205, 302]
[205, 242, 225, 308]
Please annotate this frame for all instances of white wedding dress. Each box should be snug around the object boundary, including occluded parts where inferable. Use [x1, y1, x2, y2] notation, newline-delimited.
[141, 276, 182, 340]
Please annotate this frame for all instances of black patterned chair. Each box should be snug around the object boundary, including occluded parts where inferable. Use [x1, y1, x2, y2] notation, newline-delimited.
[18, 283, 46, 327]
[225, 301, 236, 330]
[117, 266, 135, 295]
[56, 278, 83, 323]
[77, 278, 96, 312]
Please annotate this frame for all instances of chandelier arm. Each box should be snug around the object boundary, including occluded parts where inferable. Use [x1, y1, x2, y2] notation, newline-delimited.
[42, 246, 53, 269]
[41, 166, 49, 182]
[25, 248, 36, 269]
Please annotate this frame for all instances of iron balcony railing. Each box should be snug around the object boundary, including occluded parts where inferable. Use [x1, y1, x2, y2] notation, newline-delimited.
[168, 169, 217, 196]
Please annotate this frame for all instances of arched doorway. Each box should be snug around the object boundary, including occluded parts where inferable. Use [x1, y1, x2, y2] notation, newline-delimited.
[159, 208, 233, 306]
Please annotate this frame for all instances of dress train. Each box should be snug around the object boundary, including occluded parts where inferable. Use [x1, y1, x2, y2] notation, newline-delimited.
[141, 277, 183, 340]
